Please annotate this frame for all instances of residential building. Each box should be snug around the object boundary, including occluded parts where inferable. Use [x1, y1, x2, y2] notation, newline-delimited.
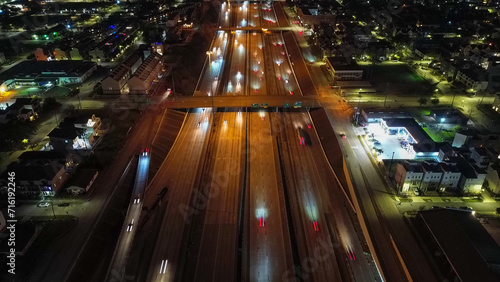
[2, 98, 41, 122]
[455, 62, 489, 92]
[53, 47, 70, 61]
[395, 161, 424, 193]
[127, 53, 162, 95]
[420, 162, 443, 192]
[452, 131, 500, 151]
[89, 48, 106, 62]
[438, 163, 461, 191]
[101, 52, 143, 95]
[65, 169, 98, 195]
[0, 161, 68, 196]
[486, 165, 500, 195]
[34, 47, 50, 61]
[470, 147, 499, 169]
[325, 57, 363, 81]
[456, 160, 486, 194]
[69, 48, 83, 60]
[493, 93, 500, 113]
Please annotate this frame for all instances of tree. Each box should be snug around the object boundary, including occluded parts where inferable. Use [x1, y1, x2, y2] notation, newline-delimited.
[63, 104, 79, 117]
[42, 97, 61, 112]
[418, 97, 427, 106]
[431, 98, 440, 106]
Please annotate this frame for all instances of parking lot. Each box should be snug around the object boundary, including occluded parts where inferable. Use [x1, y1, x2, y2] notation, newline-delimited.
[364, 123, 414, 160]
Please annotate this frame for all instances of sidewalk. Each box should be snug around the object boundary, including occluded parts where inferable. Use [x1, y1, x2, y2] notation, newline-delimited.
[400, 190, 495, 204]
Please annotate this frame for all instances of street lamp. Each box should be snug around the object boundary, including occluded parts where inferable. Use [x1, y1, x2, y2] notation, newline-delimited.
[206, 51, 216, 127]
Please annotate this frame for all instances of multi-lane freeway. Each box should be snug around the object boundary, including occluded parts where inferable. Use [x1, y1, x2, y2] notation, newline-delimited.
[111, 2, 430, 282]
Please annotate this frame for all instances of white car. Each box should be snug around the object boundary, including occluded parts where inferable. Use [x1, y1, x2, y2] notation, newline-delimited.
[37, 202, 50, 208]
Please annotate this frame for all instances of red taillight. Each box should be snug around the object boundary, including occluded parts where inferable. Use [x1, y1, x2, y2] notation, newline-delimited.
[260, 217, 265, 227]
[313, 221, 319, 231]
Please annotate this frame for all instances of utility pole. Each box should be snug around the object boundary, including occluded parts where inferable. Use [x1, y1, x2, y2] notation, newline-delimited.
[384, 82, 389, 108]
[50, 198, 56, 219]
[451, 92, 457, 108]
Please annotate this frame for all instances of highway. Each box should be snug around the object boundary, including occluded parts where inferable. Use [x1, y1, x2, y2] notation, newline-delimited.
[139, 2, 393, 282]
[144, 110, 212, 282]
[105, 151, 150, 282]
[247, 111, 293, 281]
[275, 111, 346, 282]
[184, 112, 245, 282]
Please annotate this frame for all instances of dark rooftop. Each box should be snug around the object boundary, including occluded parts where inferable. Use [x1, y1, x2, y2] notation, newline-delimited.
[0, 60, 96, 80]
[418, 209, 500, 282]
[48, 127, 80, 140]
[17, 151, 66, 161]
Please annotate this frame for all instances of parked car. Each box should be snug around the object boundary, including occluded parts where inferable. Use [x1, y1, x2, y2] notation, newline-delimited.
[37, 202, 50, 207]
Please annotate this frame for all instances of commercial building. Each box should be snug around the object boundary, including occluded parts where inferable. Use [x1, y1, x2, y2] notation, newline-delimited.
[296, 6, 336, 27]
[325, 57, 363, 81]
[0, 60, 96, 89]
[416, 209, 500, 282]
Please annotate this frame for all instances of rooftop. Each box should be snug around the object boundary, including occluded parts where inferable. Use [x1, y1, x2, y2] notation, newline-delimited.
[383, 118, 433, 145]
[0, 61, 96, 80]
[418, 209, 500, 282]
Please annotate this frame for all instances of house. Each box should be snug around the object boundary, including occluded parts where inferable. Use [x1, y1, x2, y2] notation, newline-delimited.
[492, 93, 500, 114]
[101, 52, 143, 95]
[47, 126, 85, 153]
[486, 165, 500, 195]
[2, 98, 41, 122]
[53, 47, 70, 61]
[438, 163, 461, 191]
[420, 162, 443, 192]
[0, 161, 68, 197]
[452, 130, 500, 151]
[60, 114, 107, 147]
[127, 53, 162, 95]
[395, 161, 424, 193]
[325, 57, 363, 81]
[34, 47, 50, 61]
[69, 48, 83, 60]
[65, 169, 98, 195]
[470, 147, 498, 169]
[455, 62, 489, 92]
[456, 160, 486, 194]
